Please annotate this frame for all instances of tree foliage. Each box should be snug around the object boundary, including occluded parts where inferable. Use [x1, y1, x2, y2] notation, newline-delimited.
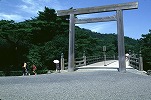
[139, 30, 151, 71]
[0, 7, 139, 72]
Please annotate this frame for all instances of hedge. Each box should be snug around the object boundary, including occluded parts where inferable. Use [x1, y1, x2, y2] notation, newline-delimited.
[0, 70, 50, 76]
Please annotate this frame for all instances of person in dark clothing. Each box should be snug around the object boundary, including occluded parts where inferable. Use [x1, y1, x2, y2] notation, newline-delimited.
[32, 64, 37, 75]
[22, 62, 27, 76]
[56, 63, 61, 73]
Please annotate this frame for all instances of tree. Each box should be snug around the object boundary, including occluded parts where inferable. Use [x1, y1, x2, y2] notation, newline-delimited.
[36, 7, 57, 22]
[0, 20, 33, 71]
[27, 45, 43, 70]
[139, 30, 151, 71]
[30, 7, 69, 44]
[43, 34, 68, 69]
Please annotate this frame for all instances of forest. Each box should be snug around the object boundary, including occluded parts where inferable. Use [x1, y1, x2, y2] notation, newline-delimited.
[0, 7, 150, 74]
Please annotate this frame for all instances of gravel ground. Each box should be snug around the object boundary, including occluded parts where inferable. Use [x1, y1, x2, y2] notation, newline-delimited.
[0, 70, 151, 100]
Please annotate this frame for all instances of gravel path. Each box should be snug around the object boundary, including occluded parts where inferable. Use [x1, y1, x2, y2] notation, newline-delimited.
[0, 69, 151, 100]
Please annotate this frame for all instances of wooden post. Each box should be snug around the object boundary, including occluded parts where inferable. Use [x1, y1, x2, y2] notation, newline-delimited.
[103, 46, 107, 66]
[61, 53, 64, 70]
[135, 56, 137, 69]
[114, 55, 116, 60]
[104, 52, 107, 66]
[83, 52, 86, 66]
[116, 10, 126, 72]
[139, 51, 143, 71]
[68, 14, 75, 72]
[128, 50, 131, 66]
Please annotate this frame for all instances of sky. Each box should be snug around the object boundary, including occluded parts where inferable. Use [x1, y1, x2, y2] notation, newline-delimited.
[0, 0, 151, 39]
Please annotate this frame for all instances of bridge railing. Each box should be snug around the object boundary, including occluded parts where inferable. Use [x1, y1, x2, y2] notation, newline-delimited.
[86, 55, 116, 65]
[60, 53, 116, 70]
[129, 52, 143, 71]
[61, 56, 86, 70]
[86, 56, 103, 65]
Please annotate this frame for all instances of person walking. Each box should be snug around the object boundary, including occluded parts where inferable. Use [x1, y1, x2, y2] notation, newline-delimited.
[22, 62, 27, 76]
[32, 64, 37, 75]
[56, 63, 61, 73]
[53, 60, 60, 73]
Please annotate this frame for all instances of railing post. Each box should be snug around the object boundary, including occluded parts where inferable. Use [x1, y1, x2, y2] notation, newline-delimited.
[128, 50, 131, 66]
[103, 46, 106, 66]
[83, 52, 86, 66]
[113, 55, 116, 60]
[61, 53, 65, 70]
[104, 52, 107, 66]
[129, 57, 131, 66]
[134, 54, 137, 69]
[139, 51, 143, 71]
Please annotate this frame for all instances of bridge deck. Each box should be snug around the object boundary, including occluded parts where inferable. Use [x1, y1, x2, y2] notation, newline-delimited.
[76, 60, 146, 75]
[77, 60, 131, 70]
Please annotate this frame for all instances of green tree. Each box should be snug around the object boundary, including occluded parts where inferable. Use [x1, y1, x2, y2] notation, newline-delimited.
[43, 34, 68, 69]
[29, 7, 69, 44]
[0, 20, 32, 71]
[27, 45, 43, 70]
[140, 29, 151, 71]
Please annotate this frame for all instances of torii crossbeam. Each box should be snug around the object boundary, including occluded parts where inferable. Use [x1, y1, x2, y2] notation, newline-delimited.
[75, 15, 116, 24]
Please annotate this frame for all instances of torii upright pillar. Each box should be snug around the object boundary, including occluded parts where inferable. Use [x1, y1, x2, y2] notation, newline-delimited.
[68, 14, 75, 72]
[116, 10, 126, 72]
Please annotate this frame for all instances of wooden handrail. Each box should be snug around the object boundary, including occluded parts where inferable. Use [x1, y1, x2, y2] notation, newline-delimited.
[129, 54, 143, 71]
[61, 54, 116, 70]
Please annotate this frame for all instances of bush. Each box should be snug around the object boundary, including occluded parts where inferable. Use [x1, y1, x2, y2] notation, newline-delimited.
[0, 70, 50, 76]
[147, 70, 151, 75]
[0, 71, 5, 76]
[10, 71, 23, 76]
[37, 70, 49, 74]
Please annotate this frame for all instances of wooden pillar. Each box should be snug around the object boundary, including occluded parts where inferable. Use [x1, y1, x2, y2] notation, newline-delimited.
[116, 10, 126, 72]
[68, 14, 75, 72]
[104, 52, 107, 66]
[139, 51, 143, 71]
[61, 53, 64, 70]
[83, 52, 86, 66]
[103, 46, 107, 66]
[114, 55, 116, 60]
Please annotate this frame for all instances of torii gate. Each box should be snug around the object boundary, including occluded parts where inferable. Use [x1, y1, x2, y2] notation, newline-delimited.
[57, 2, 138, 72]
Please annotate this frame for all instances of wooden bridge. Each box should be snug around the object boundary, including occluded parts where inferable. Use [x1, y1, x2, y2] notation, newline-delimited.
[60, 53, 144, 72]
[77, 60, 132, 72]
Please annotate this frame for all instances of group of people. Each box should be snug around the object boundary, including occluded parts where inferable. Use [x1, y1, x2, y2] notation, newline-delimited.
[22, 59, 61, 76]
[22, 62, 37, 76]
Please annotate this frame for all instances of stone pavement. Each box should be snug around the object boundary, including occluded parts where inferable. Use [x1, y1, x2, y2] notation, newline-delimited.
[0, 60, 150, 100]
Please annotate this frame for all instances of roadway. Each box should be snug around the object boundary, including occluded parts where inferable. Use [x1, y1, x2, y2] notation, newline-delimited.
[0, 60, 150, 100]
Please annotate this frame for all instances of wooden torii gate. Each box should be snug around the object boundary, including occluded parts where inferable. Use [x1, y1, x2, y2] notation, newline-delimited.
[57, 2, 138, 72]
